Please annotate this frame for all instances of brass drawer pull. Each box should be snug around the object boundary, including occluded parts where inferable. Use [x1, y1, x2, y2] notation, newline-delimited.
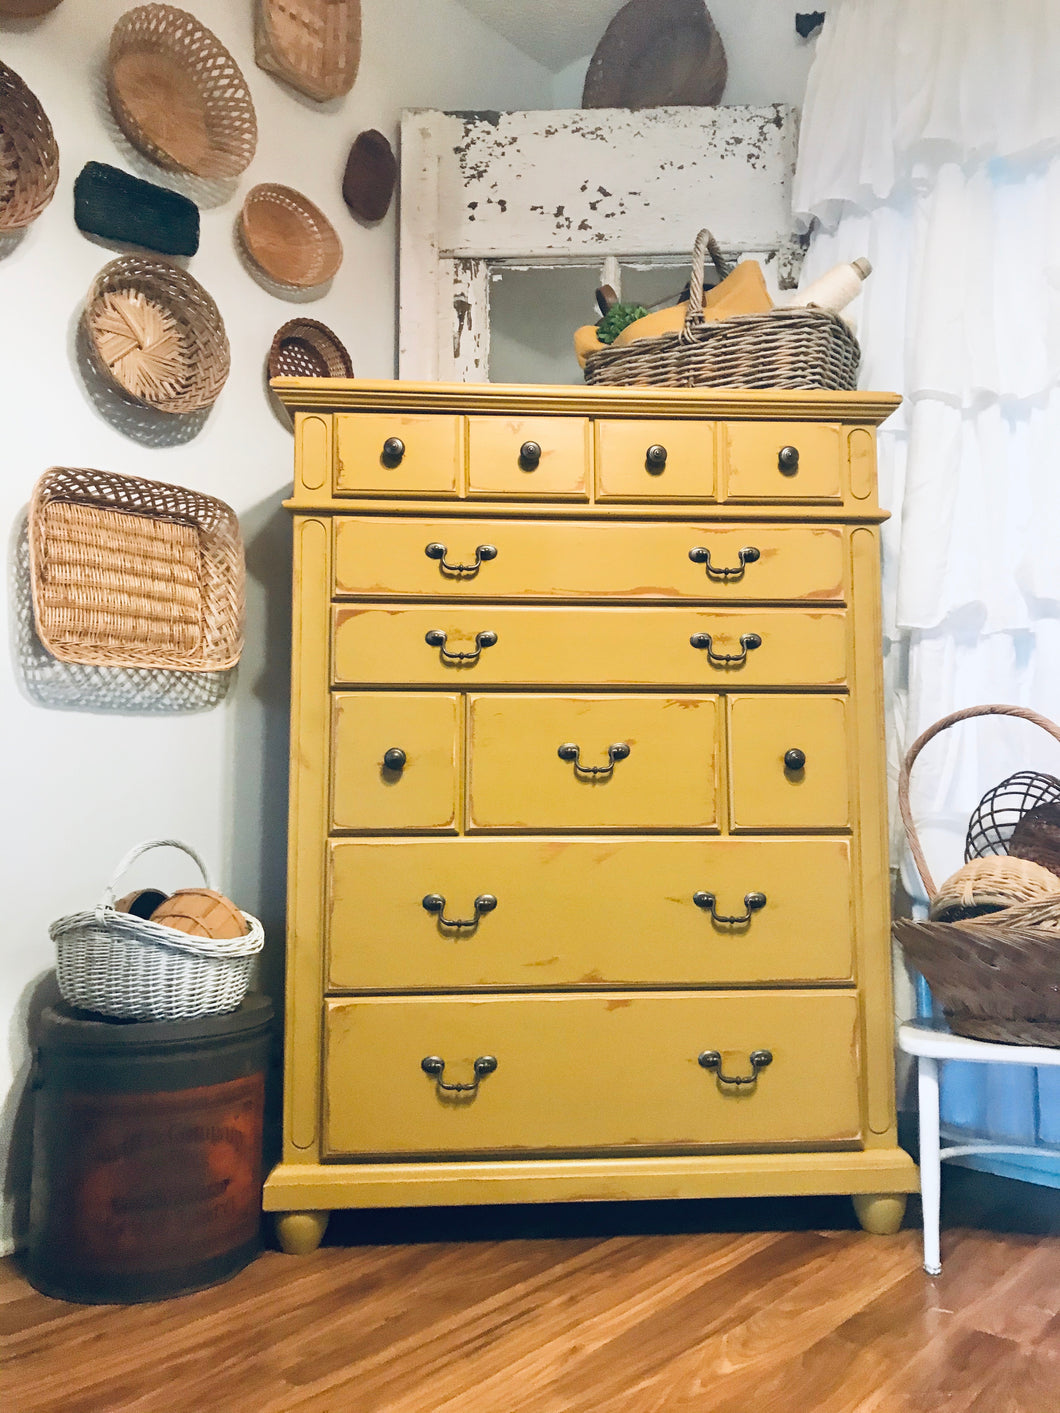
[424, 628, 497, 662]
[698, 1049, 773, 1086]
[519, 440, 542, 468]
[382, 436, 406, 464]
[557, 742, 630, 776]
[688, 545, 761, 579]
[693, 890, 767, 925]
[422, 893, 498, 929]
[689, 631, 762, 665]
[421, 1054, 498, 1092]
[645, 444, 668, 472]
[778, 445, 800, 474]
[425, 542, 498, 575]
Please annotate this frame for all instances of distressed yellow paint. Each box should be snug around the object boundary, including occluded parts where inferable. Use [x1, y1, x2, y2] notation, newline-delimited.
[321, 991, 862, 1157]
[327, 836, 855, 991]
[596, 419, 718, 500]
[270, 381, 917, 1226]
[332, 517, 848, 603]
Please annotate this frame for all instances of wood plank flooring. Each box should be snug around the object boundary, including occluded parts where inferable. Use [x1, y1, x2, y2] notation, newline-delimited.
[4, 1170, 1060, 1413]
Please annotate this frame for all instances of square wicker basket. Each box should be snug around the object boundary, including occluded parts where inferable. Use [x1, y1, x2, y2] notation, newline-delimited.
[28, 466, 245, 671]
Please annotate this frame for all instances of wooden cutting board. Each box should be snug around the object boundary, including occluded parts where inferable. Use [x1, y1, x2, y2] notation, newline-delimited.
[582, 0, 727, 109]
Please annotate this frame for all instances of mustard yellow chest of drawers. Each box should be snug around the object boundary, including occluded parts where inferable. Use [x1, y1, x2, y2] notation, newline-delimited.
[265, 379, 918, 1254]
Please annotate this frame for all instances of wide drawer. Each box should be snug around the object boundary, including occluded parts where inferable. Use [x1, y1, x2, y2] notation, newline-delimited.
[331, 606, 848, 689]
[322, 991, 862, 1157]
[332, 518, 846, 603]
[468, 694, 719, 831]
[327, 836, 855, 989]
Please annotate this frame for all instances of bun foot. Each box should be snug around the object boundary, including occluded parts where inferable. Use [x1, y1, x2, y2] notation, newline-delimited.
[852, 1192, 907, 1235]
[275, 1210, 330, 1254]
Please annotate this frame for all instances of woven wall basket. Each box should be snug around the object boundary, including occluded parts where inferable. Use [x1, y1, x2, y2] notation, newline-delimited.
[254, 0, 361, 102]
[108, 5, 258, 179]
[0, 1, 64, 15]
[239, 183, 343, 289]
[29, 466, 245, 672]
[584, 229, 861, 391]
[83, 255, 230, 414]
[74, 160, 200, 257]
[268, 318, 352, 379]
[895, 703, 1060, 1045]
[0, 59, 59, 231]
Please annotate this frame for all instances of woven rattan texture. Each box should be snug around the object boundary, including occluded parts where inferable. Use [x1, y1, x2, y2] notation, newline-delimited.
[29, 466, 245, 671]
[0, 60, 59, 231]
[928, 856, 1060, 921]
[84, 255, 229, 413]
[584, 228, 860, 391]
[896, 703, 1060, 1045]
[239, 183, 342, 288]
[107, 4, 258, 179]
[268, 318, 352, 379]
[254, 0, 361, 102]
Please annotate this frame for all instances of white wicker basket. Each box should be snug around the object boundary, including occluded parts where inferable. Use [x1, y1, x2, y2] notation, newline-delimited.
[50, 839, 264, 1022]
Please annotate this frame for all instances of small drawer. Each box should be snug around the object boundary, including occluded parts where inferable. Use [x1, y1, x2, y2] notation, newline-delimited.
[334, 413, 462, 496]
[332, 517, 847, 604]
[466, 416, 589, 499]
[331, 693, 459, 832]
[327, 836, 855, 991]
[595, 419, 717, 500]
[331, 605, 847, 689]
[728, 694, 850, 831]
[723, 423, 844, 502]
[322, 991, 862, 1157]
[468, 694, 719, 832]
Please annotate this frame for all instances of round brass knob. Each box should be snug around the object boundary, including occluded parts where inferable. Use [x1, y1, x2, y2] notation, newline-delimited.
[784, 748, 806, 771]
[519, 440, 542, 467]
[383, 748, 406, 772]
[645, 444, 668, 471]
[382, 436, 406, 462]
[778, 445, 800, 474]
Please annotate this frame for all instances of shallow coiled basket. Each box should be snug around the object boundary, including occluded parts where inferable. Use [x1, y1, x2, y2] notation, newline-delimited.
[895, 704, 1060, 1045]
[583, 229, 861, 391]
[51, 839, 264, 1022]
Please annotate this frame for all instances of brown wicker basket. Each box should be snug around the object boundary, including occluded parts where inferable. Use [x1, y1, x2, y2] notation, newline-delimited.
[0, 1, 64, 16]
[267, 318, 352, 379]
[107, 5, 258, 179]
[0, 60, 59, 232]
[83, 255, 230, 414]
[254, 0, 361, 102]
[895, 703, 1060, 1045]
[239, 183, 343, 289]
[584, 229, 861, 391]
[29, 466, 245, 671]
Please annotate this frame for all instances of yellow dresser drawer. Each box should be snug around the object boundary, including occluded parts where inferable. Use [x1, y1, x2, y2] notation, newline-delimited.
[322, 991, 862, 1157]
[723, 422, 844, 502]
[327, 836, 855, 990]
[330, 693, 459, 832]
[728, 694, 850, 830]
[332, 517, 846, 604]
[331, 605, 847, 689]
[466, 416, 589, 499]
[334, 413, 462, 497]
[468, 694, 719, 831]
[595, 419, 717, 500]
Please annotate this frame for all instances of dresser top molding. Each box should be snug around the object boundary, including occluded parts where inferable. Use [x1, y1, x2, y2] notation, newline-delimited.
[272, 378, 901, 425]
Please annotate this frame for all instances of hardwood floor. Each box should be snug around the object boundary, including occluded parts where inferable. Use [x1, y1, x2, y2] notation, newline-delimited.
[4, 1170, 1060, 1413]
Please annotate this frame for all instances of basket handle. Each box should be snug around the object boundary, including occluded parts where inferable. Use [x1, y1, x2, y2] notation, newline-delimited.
[898, 704, 1060, 897]
[683, 229, 732, 334]
[100, 838, 211, 910]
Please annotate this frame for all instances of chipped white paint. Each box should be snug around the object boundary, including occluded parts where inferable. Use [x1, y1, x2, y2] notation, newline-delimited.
[400, 105, 801, 382]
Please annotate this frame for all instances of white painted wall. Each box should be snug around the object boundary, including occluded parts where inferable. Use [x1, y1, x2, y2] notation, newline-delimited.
[0, 0, 551, 1252]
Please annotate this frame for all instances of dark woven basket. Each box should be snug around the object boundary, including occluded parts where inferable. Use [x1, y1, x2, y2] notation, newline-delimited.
[584, 229, 861, 391]
[267, 318, 352, 379]
[73, 161, 199, 257]
[895, 703, 1060, 1045]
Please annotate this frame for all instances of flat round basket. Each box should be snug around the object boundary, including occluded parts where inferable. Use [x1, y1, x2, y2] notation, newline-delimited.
[268, 318, 352, 379]
[107, 4, 258, 179]
[254, 0, 361, 103]
[239, 183, 343, 289]
[0, 60, 59, 232]
[83, 255, 230, 414]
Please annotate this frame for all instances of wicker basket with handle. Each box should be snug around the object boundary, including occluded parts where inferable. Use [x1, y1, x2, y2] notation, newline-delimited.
[583, 229, 861, 391]
[50, 839, 264, 1022]
[895, 704, 1060, 1045]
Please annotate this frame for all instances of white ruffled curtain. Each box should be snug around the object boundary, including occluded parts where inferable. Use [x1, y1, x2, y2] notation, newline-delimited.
[793, 0, 1060, 1156]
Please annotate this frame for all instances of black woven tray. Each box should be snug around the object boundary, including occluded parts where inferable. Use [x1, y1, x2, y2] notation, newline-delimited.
[73, 161, 199, 257]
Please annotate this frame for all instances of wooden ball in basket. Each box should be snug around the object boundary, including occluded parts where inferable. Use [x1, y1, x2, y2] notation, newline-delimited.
[115, 887, 169, 919]
[150, 888, 248, 939]
[1008, 801, 1060, 878]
